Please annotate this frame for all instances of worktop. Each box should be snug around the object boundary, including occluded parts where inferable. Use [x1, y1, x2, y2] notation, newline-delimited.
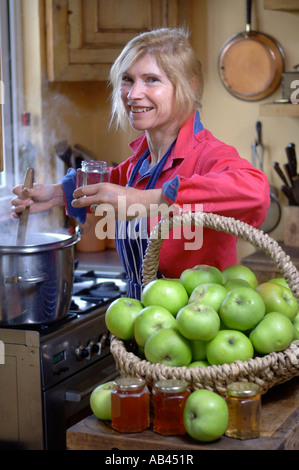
[67, 377, 299, 451]
[75, 248, 123, 274]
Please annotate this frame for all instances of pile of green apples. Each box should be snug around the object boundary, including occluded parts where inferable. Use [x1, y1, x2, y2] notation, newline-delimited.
[105, 264, 299, 368]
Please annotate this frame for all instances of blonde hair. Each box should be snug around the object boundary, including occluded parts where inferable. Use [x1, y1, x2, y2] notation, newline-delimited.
[109, 27, 203, 131]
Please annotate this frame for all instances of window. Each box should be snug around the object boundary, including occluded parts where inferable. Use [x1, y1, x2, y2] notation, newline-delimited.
[0, 0, 24, 215]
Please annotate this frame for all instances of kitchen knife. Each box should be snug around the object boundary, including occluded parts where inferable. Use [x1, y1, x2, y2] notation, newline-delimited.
[285, 143, 297, 178]
[256, 121, 262, 145]
[280, 184, 297, 206]
[283, 163, 294, 187]
[273, 162, 289, 187]
[255, 121, 263, 171]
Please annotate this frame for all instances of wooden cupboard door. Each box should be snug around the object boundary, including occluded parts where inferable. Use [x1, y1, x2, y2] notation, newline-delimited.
[46, 0, 191, 81]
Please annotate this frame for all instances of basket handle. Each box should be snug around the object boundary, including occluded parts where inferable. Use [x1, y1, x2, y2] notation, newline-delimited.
[142, 211, 299, 302]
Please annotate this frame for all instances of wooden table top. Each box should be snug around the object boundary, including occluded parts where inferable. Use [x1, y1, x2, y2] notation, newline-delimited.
[67, 377, 299, 451]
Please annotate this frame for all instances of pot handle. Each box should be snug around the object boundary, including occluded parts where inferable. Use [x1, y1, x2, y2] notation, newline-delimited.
[5, 273, 46, 284]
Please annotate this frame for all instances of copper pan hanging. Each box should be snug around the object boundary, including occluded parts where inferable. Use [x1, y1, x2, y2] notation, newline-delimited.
[218, 0, 285, 101]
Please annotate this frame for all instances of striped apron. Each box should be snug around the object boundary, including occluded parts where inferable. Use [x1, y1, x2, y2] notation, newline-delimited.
[115, 141, 176, 300]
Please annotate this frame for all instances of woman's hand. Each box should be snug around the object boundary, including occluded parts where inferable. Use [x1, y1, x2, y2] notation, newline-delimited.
[72, 183, 168, 220]
[11, 183, 65, 218]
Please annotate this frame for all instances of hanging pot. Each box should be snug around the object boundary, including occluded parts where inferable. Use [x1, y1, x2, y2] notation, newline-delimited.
[218, 0, 285, 101]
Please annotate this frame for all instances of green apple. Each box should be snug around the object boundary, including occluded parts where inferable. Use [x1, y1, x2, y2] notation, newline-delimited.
[256, 282, 298, 321]
[188, 283, 227, 312]
[183, 389, 229, 442]
[141, 278, 188, 316]
[293, 311, 299, 340]
[187, 360, 209, 368]
[206, 329, 254, 365]
[105, 297, 143, 340]
[249, 312, 295, 354]
[219, 287, 265, 331]
[134, 305, 178, 348]
[180, 265, 223, 296]
[89, 381, 114, 420]
[223, 279, 253, 291]
[189, 339, 207, 361]
[176, 301, 220, 341]
[268, 277, 290, 289]
[221, 265, 258, 289]
[144, 328, 192, 366]
[137, 345, 145, 359]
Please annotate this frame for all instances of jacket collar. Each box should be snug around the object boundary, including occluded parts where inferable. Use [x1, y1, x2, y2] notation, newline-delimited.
[129, 110, 204, 164]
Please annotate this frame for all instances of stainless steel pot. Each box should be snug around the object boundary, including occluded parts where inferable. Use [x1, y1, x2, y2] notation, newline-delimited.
[0, 229, 80, 325]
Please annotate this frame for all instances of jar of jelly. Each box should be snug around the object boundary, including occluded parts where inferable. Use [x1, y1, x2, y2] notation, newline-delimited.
[111, 377, 149, 433]
[152, 379, 190, 435]
[225, 382, 261, 440]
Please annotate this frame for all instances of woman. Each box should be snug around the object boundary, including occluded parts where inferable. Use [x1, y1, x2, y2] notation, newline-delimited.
[12, 28, 270, 299]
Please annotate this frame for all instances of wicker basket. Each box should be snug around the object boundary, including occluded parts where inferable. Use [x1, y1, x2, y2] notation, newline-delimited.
[110, 211, 299, 396]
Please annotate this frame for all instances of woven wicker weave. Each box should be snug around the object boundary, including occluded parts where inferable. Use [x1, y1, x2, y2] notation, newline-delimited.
[110, 211, 299, 396]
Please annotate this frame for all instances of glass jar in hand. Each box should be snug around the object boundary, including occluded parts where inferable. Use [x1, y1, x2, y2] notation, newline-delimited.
[152, 379, 190, 435]
[76, 160, 110, 187]
[111, 377, 150, 433]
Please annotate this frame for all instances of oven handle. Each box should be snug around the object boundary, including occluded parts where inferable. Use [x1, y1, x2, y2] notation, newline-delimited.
[65, 384, 96, 403]
[65, 375, 117, 403]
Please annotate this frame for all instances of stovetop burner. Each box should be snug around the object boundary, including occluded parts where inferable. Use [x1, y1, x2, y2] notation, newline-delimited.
[70, 270, 127, 314]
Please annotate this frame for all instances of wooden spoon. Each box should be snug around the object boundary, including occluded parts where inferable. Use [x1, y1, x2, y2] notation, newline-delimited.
[16, 167, 35, 245]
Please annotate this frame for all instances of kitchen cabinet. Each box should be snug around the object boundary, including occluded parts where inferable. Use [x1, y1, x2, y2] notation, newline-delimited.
[46, 0, 191, 82]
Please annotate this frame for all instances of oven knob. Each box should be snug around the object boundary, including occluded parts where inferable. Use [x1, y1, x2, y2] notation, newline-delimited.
[89, 341, 101, 355]
[75, 345, 89, 360]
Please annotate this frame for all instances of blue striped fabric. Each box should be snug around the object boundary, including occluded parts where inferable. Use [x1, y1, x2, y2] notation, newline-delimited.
[115, 140, 176, 299]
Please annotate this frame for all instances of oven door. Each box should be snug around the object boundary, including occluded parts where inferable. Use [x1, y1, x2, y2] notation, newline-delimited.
[42, 354, 118, 450]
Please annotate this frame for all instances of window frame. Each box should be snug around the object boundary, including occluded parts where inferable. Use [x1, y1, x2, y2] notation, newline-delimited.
[0, 0, 24, 215]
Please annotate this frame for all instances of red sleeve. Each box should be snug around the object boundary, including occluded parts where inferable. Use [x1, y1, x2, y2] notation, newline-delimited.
[109, 160, 133, 187]
[164, 144, 270, 229]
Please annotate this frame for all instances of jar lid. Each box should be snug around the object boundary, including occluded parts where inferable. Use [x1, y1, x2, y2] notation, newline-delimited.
[114, 377, 146, 391]
[81, 160, 107, 172]
[227, 382, 260, 397]
[154, 379, 189, 393]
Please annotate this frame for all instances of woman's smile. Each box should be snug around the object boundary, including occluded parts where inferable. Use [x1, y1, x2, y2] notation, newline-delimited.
[130, 106, 154, 114]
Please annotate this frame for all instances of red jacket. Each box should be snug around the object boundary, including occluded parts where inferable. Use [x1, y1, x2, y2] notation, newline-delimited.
[110, 111, 270, 278]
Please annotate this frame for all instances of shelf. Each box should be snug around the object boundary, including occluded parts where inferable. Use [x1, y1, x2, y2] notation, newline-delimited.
[260, 103, 299, 117]
[264, 0, 299, 11]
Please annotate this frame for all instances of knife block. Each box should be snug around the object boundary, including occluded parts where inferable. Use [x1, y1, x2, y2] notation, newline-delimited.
[283, 206, 299, 248]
